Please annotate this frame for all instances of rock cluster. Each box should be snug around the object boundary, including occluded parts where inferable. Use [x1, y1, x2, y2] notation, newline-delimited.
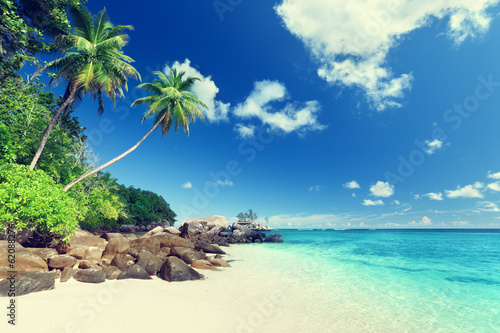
[0, 216, 283, 297]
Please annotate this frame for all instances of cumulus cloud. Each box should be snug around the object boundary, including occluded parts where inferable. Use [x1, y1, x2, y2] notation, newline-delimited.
[181, 182, 192, 189]
[488, 182, 500, 191]
[166, 59, 230, 122]
[234, 124, 256, 139]
[309, 185, 323, 191]
[343, 180, 361, 189]
[425, 192, 443, 201]
[488, 171, 500, 179]
[275, 0, 499, 110]
[370, 181, 394, 197]
[233, 80, 325, 135]
[363, 199, 384, 206]
[407, 216, 432, 227]
[425, 139, 444, 155]
[476, 201, 500, 212]
[446, 182, 484, 199]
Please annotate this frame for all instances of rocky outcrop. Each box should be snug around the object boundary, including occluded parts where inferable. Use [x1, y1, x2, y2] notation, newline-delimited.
[68, 229, 107, 253]
[183, 216, 228, 229]
[73, 269, 106, 283]
[159, 256, 203, 282]
[150, 233, 195, 249]
[25, 248, 58, 262]
[47, 255, 77, 270]
[129, 237, 161, 255]
[0, 271, 55, 297]
[101, 233, 130, 260]
[142, 226, 164, 238]
[263, 234, 284, 243]
[117, 264, 152, 280]
[228, 223, 264, 244]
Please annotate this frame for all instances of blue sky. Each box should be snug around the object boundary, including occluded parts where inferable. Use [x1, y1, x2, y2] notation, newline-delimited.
[30, 0, 500, 228]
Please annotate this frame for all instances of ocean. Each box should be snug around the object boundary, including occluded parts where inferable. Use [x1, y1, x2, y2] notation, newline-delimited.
[242, 229, 500, 332]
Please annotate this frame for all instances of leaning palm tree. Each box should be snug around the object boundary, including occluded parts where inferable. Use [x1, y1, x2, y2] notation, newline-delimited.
[63, 69, 206, 191]
[29, 5, 140, 170]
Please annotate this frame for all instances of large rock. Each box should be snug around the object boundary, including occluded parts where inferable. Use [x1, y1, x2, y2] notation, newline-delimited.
[110, 253, 134, 271]
[229, 223, 264, 243]
[137, 251, 163, 276]
[129, 237, 161, 255]
[82, 246, 104, 264]
[48, 255, 77, 269]
[0, 249, 48, 272]
[142, 226, 164, 238]
[159, 256, 204, 282]
[149, 233, 195, 249]
[66, 245, 89, 259]
[195, 241, 226, 254]
[164, 227, 181, 235]
[25, 248, 58, 262]
[171, 247, 207, 265]
[73, 269, 106, 283]
[68, 229, 107, 252]
[101, 234, 130, 260]
[179, 220, 204, 240]
[183, 216, 228, 229]
[0, 271, 55, 297]
[117, 264, 152, 280]
[264, 234, 284, 243]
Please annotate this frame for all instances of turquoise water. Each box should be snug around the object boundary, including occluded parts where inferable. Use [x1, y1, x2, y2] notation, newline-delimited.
[259, 229, 500, 332]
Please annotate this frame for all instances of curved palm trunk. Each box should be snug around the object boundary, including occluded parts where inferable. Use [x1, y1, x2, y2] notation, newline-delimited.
[29, 82, 78, 170]
[63, 113, 167, 192]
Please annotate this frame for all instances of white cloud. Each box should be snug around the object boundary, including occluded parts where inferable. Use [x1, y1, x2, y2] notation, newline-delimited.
[425, 139, 444, 155]
[407, 216, 432, 227]
[477, 201, 500, 212]
[425, 192, 443, 201]
[181, 182, 192, 189]
[487, 182, 500, 191]
[452, 220, 470, 226]
[488, 171, 500, 179]
[363, 199, 384, 206]
[210, 180, 234, 187]
[446, 182, 484, 199]
[234, 124, 256, 139]
[370, 181, 394, 197]
[393, 200, 401, 205]
[233, 80, 325, 135]
[166, 59, 230, 122]
[275, 0, 498, 110]
[309, 185, 323, 191]
[343, 180, 361, 189]
[269, 213, 360, 228]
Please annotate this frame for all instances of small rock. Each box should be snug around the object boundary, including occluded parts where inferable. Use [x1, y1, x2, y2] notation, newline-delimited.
[264, 234, 284, 243]
[103, 266, 121, 280]
[48, 255, 77, 269]
[210, 259, 231, 267]
[159, 257, 204, 282]
[192, 260, 219, 271]
[117, 264, 152, 280]
[73, 269, 106, 283]
[60, 267, 76, 282]
[164, 226, 181, 235]
[195, 241, 226, 254]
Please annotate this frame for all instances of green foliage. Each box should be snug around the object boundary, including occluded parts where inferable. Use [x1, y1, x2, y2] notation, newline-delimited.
[116, 185, 176, 226]
[0, 76, 87, 184]
[0, 0, 86, 81]
[74, 187, 124, 230]
[0, 163, 79, 241]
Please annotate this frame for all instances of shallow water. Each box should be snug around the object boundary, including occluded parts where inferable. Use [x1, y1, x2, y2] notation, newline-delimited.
[244, 229, 500, 332]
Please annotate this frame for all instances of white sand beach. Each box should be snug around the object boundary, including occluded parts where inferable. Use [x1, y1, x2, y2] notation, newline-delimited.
[1, 245, 324, 333]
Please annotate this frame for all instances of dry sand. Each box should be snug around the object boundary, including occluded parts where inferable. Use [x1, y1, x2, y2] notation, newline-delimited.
[0, 245, 319, 333]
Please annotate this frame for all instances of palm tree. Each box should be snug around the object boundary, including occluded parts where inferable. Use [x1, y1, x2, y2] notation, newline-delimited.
[29, 5, 140, 170]
[63, 69, 207, 191]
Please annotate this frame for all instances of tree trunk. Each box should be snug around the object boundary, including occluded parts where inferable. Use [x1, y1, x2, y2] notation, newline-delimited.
[63, 113, 167, 192]
[29, 82, 78, 170]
